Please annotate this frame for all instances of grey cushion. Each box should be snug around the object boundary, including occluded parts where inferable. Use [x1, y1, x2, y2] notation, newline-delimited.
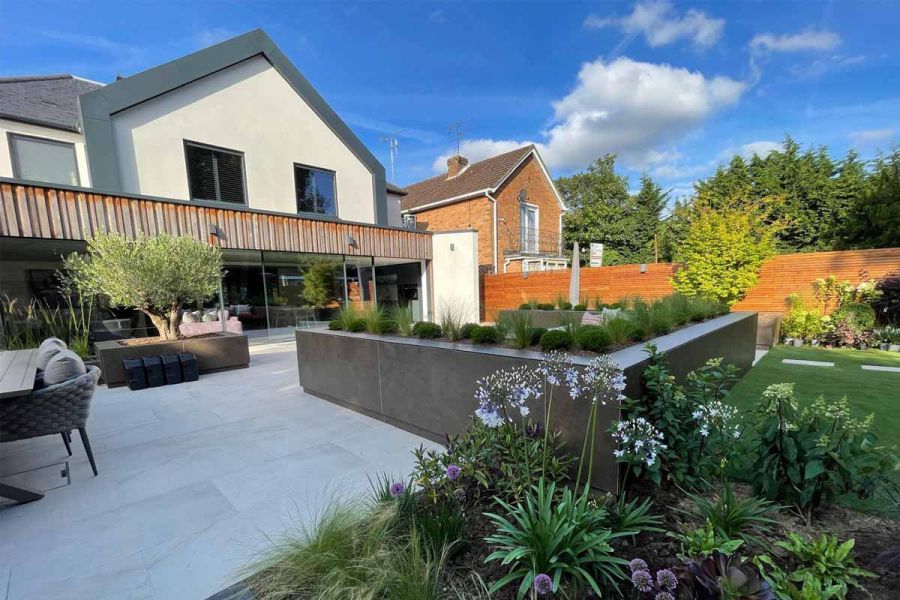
[44, 350, 87, 386]
[39, 337, 67, 352]
[36, 344, 65, 370]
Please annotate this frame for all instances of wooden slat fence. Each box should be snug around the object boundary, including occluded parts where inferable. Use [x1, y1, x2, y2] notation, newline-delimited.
[0, 181, 432, 260]
[483, 248, 900, 315]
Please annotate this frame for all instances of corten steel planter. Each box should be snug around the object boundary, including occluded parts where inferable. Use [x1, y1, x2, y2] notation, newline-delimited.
[96, 332, 250, 387]
[296, 312, 757, 492]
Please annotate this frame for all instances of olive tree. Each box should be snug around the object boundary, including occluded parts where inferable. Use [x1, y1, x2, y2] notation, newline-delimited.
[64, 233, 223, 340]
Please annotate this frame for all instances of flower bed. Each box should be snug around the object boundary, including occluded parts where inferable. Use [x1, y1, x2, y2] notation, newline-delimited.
[247, 337, 898, 600]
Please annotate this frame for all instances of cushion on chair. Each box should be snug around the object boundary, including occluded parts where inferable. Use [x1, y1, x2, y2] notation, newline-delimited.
[44, 350, 87, 386]
[37, 343, 65, 370]
[580, 312, 604, 326]
[38, 337, 67, 352]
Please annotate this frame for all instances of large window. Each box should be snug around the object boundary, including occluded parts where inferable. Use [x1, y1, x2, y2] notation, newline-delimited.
[294, 164, 336, 216]
[184, 141, 246, 204]
[8, 133, 80, 185]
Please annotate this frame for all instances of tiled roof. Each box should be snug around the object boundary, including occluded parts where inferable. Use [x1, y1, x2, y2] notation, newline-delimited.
[386, 181, 407, 195]
[0, 74, 103, 132]
[401, 145, 534, 211]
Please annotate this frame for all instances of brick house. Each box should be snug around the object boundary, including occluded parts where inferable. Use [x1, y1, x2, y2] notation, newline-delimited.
[400, 145, 568, 275]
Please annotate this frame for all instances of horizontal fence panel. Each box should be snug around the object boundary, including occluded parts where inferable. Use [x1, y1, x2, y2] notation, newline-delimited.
[0, 181, 431, 260]
[483, 248, 900, 315]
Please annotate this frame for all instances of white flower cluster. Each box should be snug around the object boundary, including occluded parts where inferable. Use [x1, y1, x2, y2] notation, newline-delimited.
[538, 351, 573, 387]
[566, 355, 627, 406]
[612, 417, 667, 467]
[473, 365, 541, 427]
[692, 400, 740, 439]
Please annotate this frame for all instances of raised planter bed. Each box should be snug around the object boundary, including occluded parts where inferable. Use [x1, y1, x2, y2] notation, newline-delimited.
[96, 332, 250, 387]
[296, 311, 757, 491]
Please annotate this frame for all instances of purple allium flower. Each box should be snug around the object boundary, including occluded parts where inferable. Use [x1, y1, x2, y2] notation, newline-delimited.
[654, 593, 675, 600]
[534, 573, 553, 596]
[656, 569, 677, 591]
[631, 570, 653, 593]
[446, 464, 462, 481]
[628, 558, 649, 573]
[389, 481, 405, 498]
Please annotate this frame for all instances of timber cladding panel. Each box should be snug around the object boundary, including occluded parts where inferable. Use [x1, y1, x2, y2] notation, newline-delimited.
[482, 248, 900, 314]
[0, 181, 431, 259]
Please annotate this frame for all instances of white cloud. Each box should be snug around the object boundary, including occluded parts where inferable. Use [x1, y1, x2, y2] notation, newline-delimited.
[430, 58, 745, 174]
[849, 128, 895, 147]
[585, 1, 724, 48]
[734, 140, 781, 159]
[428, 9, 446, 24]
[750, 30, 840, 53]
[192, 27, 240, 48]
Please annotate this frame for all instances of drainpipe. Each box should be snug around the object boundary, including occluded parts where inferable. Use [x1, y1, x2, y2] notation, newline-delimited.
[486, 191, 498, 273]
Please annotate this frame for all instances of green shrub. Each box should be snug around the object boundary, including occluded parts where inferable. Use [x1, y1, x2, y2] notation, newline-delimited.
[527, 327, 547, 346]
[361, 305, 385, 333]
[605, 317, 635, 345]
[470, 325, 501, 344]
[668, 521, 744, 560]
[333, 305, 360, 331]
[750, 384, 895, 516]
[833, 302, 876, 331]
[459, 322, 479, 339]
[346, 318, 367, 332]
[554, 293, 569, 310]
[557, 311, 583, 339]
[649, 300, 674, 335]
[576, 325, 612, 352]
[412, 321, 442, 339]
[439, 301, 467, 341]
[628, 299, 653, 340]
[591, 295, 604, 310]
[539, 329, 573, 351]
[518, 303, 531, 310]
[378, 318, 399, 334]
[327, 319, 343, 330]
[484, 481, 628, 598]
[536, 302, 556, 310]
[573, 303, 587, 311]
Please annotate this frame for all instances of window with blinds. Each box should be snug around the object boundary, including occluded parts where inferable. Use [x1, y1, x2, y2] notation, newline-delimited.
[294, 164, 337, 216]
[184, 142, 246, 204]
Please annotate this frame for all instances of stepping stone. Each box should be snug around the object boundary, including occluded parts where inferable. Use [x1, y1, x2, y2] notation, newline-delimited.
[861, 365, 900, 373]
[782, 359, 834, 367]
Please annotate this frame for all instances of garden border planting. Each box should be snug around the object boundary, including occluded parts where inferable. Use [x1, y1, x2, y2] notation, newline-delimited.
[296, 311, 757, 492]
[96, 332, 250, 387]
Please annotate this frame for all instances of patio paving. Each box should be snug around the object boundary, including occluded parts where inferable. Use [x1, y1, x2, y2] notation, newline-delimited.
[0, 339, 439, 600]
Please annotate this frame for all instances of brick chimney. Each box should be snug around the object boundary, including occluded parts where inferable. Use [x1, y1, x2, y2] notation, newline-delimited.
[447, 155, 469, 177]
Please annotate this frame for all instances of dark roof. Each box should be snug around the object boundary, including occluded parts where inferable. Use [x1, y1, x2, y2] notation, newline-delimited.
[0, 74, 103, 132]
[401, 145, 534, 212]
[386, 181, 407, 195]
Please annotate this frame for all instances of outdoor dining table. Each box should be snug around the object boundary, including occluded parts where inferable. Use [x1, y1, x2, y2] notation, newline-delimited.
[0, 348, 44, 503]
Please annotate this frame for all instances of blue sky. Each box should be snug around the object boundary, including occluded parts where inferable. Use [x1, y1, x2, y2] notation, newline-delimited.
[2, 1, 898, 202]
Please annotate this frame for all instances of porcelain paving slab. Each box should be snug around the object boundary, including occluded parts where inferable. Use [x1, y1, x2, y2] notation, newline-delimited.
[860, 364, 900, 373]
[782, 358, 835, 367]
[0, 340, 440, 600]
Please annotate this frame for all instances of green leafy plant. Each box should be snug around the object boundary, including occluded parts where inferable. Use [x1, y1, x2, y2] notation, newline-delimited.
[470, 325, 501, 344]
[334, 305, 360, 330]
[361, 304, 386, 333]
[348, 318, 367, 332]
[484, 481, 628, 598]
[556, 311, 582, 339]
[536, 302, 556, 310]
[412, 321, 442, 339]
[527, 327, 547, 346]
[576, 324, 612, 352]
[599, 495, 663, 543]
[554, 293, 572, 310]
[327, 319, 343, 330]
[682, 483, 779, 546]
[605, 317, 635, 345]
[750, 384, 896, 516]
[573, 303, 587, 311]
[669, 521, 744, 560]
[767, 534, 875, 599]
[63, 232, 222, 340]
[439, 300, 468, 341]
[539, 329, 573, 351]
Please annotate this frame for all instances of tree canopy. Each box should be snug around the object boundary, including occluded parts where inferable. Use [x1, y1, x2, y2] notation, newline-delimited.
[64, 233, 222, 340]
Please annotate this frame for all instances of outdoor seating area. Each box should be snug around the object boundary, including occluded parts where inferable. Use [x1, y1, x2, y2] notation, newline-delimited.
[0, 340, 437, 599]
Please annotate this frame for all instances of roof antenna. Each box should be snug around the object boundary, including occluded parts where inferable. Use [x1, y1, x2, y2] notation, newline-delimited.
[448, 119, 472, 157]
[380, 134, 399, 181]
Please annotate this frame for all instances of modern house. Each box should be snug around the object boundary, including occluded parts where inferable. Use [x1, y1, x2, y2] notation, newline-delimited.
[400, 145, 568, 275]
[0, 30, 432, 337]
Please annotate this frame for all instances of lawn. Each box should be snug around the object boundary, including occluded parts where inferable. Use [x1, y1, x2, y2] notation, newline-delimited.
[728, 345, 900, 447]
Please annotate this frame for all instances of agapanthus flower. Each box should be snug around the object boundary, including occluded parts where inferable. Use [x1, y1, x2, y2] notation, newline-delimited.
[654, 592, 675, 600]
[656, 568, 677, 591]
[539, 351, 572, 387]
[533, 573, 553, 596]
[628, 558, 648, 573]
[473, 365, 541, 426]
[631, 569, 654, 593]
[611, 418, 666, 467]
[389, 481, 405, 498]
[446, 464, 461, 481]
[565, 355, 626, 405]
